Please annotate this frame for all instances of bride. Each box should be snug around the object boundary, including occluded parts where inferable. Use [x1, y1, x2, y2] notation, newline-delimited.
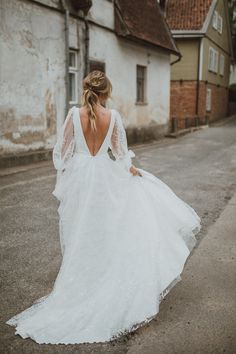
[6, 70, 201, 344]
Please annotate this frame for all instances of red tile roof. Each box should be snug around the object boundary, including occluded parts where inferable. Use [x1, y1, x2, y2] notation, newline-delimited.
[166, 0, 213, 31]
[114, 0, 179, 55]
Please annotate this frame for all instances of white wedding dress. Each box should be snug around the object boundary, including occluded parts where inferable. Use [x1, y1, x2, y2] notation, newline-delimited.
[6, 106, 201, 344]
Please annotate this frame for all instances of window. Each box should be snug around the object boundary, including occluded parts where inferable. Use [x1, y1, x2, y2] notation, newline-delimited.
[212, 10, 218, 29]
[89, 60, 105, 73]
[208, 47, 214, 71]
[208, 47, 219, 73]
[217, 15, 223, 34]
[69, 49, 78, 104]
[212, 10, 223, 34]
[206, 88, 212, 112]
[219, 54, 225, 76]
[215, 50, 219, 72]
[136, 65, 147, 103]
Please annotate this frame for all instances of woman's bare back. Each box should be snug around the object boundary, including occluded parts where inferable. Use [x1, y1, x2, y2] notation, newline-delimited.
[79, 106, 112, 156]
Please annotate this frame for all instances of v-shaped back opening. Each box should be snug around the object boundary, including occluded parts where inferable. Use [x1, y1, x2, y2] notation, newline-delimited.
[77, 107, 114, 157]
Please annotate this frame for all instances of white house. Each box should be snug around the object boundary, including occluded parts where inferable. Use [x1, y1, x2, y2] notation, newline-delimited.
[0, 0, 179, 165]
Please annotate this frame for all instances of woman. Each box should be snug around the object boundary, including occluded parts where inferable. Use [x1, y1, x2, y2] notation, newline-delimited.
[6, 70, 201, 344]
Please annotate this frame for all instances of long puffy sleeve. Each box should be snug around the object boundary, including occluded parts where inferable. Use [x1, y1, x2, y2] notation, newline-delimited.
[110, 109, 135, 172]
[52, 107, 75, 179]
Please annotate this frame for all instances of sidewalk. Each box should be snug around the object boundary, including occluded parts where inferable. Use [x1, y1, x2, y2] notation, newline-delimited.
[127, 193, 236, 353]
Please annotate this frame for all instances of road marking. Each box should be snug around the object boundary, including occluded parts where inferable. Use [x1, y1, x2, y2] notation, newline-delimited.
[0, 174, 55, 191]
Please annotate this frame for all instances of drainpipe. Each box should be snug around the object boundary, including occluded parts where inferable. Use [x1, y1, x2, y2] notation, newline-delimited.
[61, 0, 70, 115]
[170, 53, 182, 66]
[170, 52, 182, 132]
[84, 16, 90, 77]
[195, 38, 201, 119]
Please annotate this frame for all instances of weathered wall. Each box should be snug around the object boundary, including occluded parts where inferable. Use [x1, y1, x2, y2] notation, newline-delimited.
[0, 0, 66, 157]
[201, 37, 231, 86]
[170, 80, 229, 128]
[207, 0, 231, 54]
[87, 0, 171, 140]
[0, 0, 172, 159]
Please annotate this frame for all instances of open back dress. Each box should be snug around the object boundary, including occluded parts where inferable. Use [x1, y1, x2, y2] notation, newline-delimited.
[6, 106, 201, 344]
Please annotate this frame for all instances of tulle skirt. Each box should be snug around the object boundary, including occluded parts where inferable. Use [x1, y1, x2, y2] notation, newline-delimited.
[6, 152, 201, 344]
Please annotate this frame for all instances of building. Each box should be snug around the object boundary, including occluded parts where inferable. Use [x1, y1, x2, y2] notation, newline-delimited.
[163, 0, 234, 130]
[0, 0, 179, 166]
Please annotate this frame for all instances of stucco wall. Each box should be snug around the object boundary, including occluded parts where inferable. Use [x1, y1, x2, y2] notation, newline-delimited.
[0, 0, 66, 157]
[89, 29, 171, 129]
[87, 0, 171, 131]
[0, 0, 172, 158]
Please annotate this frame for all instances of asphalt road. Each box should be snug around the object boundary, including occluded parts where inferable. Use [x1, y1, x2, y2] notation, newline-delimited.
[1, 117, 236, 354]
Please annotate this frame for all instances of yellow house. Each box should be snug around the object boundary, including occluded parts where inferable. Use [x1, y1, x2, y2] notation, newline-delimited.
[163, 0, 234, 129]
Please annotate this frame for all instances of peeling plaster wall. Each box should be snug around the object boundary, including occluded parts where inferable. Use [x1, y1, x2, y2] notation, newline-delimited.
[0, 0, 171, 158]
[88, 0, 171, 130]
[0, 0, 66, 156]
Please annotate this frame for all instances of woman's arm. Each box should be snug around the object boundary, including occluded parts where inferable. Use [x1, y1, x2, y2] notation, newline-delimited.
[52, 107, 75, 175]
[110, 110, 142, 176]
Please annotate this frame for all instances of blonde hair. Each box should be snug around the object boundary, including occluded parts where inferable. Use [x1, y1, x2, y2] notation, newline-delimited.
[81, 70, 112, 132]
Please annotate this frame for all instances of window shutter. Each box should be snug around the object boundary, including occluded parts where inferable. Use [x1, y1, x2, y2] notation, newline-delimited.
[217, 15, 223, 34]
[214, 50, 219, 73]
[208, 47, 214, 71]
[212, 10, 218, 30]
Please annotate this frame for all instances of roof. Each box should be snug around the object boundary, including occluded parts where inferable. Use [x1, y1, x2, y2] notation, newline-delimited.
[114, 0, 180, 56]
[166, 0, 213, 31]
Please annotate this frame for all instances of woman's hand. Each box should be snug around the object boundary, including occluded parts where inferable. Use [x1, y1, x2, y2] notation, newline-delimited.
[129, 165, 142, 177]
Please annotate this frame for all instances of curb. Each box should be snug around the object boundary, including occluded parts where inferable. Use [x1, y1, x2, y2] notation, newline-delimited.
[0, 149, 52, 169]
[165, 125, 208, 139]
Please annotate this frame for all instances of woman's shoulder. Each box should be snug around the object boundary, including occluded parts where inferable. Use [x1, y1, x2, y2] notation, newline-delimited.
[111, 108, 121, 118]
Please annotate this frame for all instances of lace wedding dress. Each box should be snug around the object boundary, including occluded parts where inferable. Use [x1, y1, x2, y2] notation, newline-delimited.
[6, 106, 201, 344]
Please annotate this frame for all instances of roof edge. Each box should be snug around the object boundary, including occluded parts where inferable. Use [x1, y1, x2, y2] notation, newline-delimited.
[116, 32, 181, 56]
[114, 0, 180, 56]
[159, 3, 180, 55]
[201, 0, 218, 32]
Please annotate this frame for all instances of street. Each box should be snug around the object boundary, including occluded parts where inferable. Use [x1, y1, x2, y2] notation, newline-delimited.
[1, 117, 236, 354]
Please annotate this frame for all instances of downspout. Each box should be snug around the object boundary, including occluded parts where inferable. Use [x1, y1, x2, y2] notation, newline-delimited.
[170, 53, 182, 66]
[195, 38, 201, 118]
[61, 0, 70, 115]
[84, 16, 90, 77]
[170, 51, 182, 132]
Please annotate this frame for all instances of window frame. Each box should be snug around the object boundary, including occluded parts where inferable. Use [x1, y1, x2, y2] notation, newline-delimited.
[136, 65, 147, 104]
[208, 47, 219, 74]
[208, 47, 214, 71]
[212, 10, 218, 30]
[69, 49, 79, 105]
[217, 15, 223, 34]
[214, 50, 219, 73]
[212, 10, 223, 34]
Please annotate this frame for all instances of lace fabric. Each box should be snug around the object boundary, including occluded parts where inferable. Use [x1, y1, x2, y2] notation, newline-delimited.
[52, 107, 75, 183]
[52, 107, 136, 177]
[110, 110, 135, 171]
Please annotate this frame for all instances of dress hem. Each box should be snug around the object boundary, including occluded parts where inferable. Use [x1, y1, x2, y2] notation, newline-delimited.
[6, 221, 201, 345]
